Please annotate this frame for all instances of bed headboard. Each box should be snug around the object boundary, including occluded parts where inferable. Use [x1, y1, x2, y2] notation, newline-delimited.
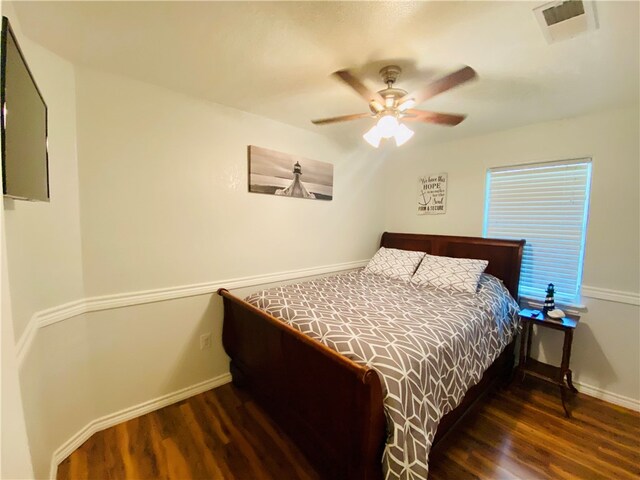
[380, 232, 525, 299]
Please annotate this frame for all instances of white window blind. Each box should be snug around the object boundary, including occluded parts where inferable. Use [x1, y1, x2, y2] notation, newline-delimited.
[483, 159, 592, 305]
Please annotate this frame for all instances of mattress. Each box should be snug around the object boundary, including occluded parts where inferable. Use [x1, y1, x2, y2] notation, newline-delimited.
[245, 268, 520, 480]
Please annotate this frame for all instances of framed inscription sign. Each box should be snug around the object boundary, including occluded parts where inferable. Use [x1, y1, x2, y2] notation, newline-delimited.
[417, 173, 448, 215]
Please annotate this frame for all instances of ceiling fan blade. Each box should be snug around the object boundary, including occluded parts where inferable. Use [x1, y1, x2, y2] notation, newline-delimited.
[333, 70, 385, 108]
[403, 109, 467, 126]
[401, 66, 477, 105]
[311, 112, 372, 125]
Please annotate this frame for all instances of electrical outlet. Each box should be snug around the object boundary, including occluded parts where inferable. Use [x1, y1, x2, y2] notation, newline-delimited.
[200, 333, 212, 350]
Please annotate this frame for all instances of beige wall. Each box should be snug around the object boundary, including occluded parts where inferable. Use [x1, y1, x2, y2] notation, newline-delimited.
[69, 63, 384, 436]
[3, 5, 637, 478]
[1, 4, 81, 478]
[17, 313, 92, 479]
[1, 200, 35, 480]
[18, 296, 220, 480]
[0, 1, 34, 475]
[75, 67, 383, 296]
[378, 105, 640, 402]
[5, 56, 384, 477]
[2, 5, 84, 343]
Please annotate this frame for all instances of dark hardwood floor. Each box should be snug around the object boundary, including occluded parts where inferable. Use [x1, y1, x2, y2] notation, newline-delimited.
[58, 378, 640, 480]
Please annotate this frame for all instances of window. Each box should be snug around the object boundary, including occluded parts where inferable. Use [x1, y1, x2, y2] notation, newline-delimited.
[483, 159, 592, 305]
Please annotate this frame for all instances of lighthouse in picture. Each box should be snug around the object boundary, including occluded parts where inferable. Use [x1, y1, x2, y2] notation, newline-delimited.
[276, 161, 316, 199]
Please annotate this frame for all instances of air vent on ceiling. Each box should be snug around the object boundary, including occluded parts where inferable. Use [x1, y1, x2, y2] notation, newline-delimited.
[534, 0, 598, 44]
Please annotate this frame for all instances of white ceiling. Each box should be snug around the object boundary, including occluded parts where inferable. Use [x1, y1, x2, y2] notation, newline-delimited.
[11, 1, 640, 147]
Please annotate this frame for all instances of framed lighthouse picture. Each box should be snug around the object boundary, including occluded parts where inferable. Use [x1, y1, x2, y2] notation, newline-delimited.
[248, 146, 333, 201]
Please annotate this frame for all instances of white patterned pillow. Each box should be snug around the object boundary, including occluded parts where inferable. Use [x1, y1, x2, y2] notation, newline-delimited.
[364, 247, 425, 281]
[411, 253, 488, 293]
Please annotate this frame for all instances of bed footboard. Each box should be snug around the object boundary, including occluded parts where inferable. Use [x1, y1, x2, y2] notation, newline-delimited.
[218, 288, 386, 480]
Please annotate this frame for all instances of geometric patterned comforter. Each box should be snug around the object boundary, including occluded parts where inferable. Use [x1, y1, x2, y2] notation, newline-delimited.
[245, 269, 520, 480]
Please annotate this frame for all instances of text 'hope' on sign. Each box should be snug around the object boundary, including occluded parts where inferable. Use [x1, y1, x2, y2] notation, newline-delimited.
[417, 173, 448, 215]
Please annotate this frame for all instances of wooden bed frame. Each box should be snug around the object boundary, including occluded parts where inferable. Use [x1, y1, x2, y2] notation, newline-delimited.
[218, 232, 525, 479]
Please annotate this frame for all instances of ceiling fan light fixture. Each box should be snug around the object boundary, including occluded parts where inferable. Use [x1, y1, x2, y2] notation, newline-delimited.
[394, 123, 414, 146]
[363, 125, 382, 148]
[314, 64, 474, 146]
[376, 114, 399, 138]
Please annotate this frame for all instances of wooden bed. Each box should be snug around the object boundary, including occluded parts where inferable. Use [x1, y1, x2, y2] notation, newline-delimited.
[218, 232, 525, 480]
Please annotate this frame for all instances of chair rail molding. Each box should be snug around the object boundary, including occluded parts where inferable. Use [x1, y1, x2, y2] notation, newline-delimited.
[16, 259, 370, 366]
[581, 285, 640, 306]
[15, 270, 639, 368]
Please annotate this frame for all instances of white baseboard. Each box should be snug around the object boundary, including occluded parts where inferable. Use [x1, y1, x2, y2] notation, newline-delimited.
[44, 375, 639, 480]
[48, 372, 232, 480]
[574, 380, 640, 412]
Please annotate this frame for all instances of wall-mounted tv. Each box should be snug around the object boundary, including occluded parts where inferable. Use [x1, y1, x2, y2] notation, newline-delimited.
[1, 16, 49, 201]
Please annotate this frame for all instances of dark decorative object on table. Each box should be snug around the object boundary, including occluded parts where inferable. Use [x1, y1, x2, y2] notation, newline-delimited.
[543, 283, 555, 313]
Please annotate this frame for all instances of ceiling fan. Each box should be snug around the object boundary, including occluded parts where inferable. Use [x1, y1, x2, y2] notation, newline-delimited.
[311, 64, 477, 147]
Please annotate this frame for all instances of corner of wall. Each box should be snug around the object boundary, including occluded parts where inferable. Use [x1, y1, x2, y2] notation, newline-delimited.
[1, 5, 87, 477]
[0, 2, 37, 476]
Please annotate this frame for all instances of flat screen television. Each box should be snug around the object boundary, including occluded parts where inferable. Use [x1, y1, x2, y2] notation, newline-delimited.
[1, 16, 49, 201]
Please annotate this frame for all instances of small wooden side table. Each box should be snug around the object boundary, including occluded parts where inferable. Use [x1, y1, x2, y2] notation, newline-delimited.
[517, 308, 580, 417]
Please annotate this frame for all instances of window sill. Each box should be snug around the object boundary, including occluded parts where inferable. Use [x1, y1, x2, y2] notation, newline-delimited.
[519, 295, 587, 315]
